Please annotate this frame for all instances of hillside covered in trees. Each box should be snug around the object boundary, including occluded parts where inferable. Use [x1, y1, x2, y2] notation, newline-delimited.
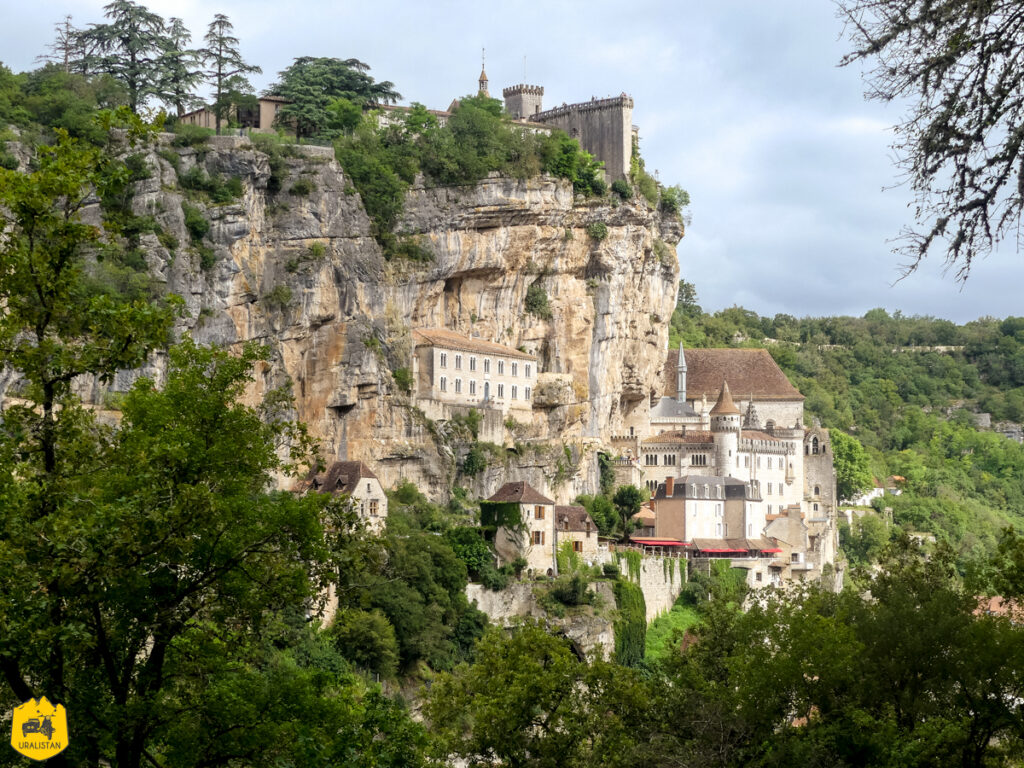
[671, 281, 1024, 568]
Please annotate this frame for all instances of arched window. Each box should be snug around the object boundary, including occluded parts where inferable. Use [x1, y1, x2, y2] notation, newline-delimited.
[812, 437, 819, 455]
[814, 485, 820, 496]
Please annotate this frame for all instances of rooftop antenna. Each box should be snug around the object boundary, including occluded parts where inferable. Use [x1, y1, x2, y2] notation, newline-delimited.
[482, 47, 486, 71]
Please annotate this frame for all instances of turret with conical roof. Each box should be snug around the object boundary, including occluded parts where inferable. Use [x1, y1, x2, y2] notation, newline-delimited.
[711, 381, 741, 473]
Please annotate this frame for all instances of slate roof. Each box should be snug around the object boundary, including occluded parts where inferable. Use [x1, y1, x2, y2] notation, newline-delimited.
[709, 381, 740, 415]
[413, 328, 535, 360]
[555, 505, 597, 532]
[487, 481, 554, 505]
[664, 348, 804, 402]
[299, 460, 379, 495]
[650, 396, 698, 419]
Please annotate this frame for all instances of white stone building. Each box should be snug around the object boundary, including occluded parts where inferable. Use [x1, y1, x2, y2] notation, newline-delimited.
[412, 329, 537, 417]
[298, 460, 388, 534]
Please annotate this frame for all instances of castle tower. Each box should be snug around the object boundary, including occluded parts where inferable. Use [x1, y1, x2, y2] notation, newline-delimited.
[478, 50, 489, 98]
[503, 84, 544, 119]
[743, 395, 760, 430]
[676, 341, 687, 403]
[710, 381, 741, 474]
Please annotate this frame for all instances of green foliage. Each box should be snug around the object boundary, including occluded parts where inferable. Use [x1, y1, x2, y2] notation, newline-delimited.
[645, 603, 700, 662]
[202, 14, 261, 134]
[264, 284, 292, 310]
[269, 56, 401, 140]
[179, 164, 244, 203]
[840, 513, 893, 568]
[611, 178, 633, 199]
[461, 443, 488, 476]
[181, 201, 209, 241]
[659, 184, 690, 217]
[327, 608, 399, 679]
[525, 281, 553, 320]
[831, 428, 873, 501]
[653, 238, 675, 267]
[613, 485, 647, 538]
[0, 145, 18, 170]
[288, 177, 315, 196]
[613, 580, 646, 667]
[587, 221, 609, 240]
[172, 122, 214, 146]
[577, 492, 618, 536]
[602, 561, 620, 578]
[391, 366, 413, 393]
[620, 549, 643, 582]
[549, 572, 597, 608]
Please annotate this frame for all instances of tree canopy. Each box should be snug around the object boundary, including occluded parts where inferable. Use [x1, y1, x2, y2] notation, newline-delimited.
[839, 0, 1024, 280]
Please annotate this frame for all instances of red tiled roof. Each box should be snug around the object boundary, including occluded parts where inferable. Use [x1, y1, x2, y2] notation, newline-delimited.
[487, 481, 554, 505]
[413, 328, 534, 360]
[665, 348, 804, 401]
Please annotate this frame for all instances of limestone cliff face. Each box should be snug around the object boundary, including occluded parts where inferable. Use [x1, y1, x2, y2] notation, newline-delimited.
[68, 134, 681, 500]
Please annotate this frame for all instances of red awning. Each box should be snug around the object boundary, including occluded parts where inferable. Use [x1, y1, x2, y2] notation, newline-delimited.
[630, 538, 689, 547]
[696, 548, 748, 553]
[760, 548, 783, 553]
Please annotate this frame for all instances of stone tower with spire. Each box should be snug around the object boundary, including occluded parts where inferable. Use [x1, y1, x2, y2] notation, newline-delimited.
[710, 381, 741, 474]
[676, 341, 687, 403]
[478, 49, 489, 98]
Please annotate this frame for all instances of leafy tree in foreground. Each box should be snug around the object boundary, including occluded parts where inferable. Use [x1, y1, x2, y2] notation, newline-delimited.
[830, 427, 873, 502]
[838, 0, 1024, 280]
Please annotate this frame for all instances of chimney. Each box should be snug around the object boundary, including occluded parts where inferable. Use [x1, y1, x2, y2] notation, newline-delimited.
[665, 476, 674, 496]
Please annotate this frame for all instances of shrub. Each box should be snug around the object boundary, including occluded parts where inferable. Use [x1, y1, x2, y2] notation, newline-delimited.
[550, 573, 593, 607]
[659, 185, 690, 216]
[307, 241, 326, 259]
[327, 608, 399, 679]
[602, 562, 620, 579]
[525, 282, 552, 320]
[172, 123, 213, 147]
[197, 245, 216, 271]
[181, 202, 209, 242]
[289, 177, 315, 196]
[611, 178, 632, 200]
[653, 239, 676, 268]
[392, 367, 413, 393]
[462, 443, 487, 476]
[264, 285, 292, 310]
[587, 221, 609, 241]
[0, 148, 18, 170]
[179, 166, 244, 203]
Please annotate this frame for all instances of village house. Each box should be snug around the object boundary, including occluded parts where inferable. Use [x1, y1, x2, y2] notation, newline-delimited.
[486, 481, 597, 576]
[296, 460, 388, 534]
[178, 95, 290, 133]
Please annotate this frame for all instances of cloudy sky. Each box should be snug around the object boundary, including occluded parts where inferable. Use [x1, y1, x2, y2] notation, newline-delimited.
[3, 0, 1022, 323]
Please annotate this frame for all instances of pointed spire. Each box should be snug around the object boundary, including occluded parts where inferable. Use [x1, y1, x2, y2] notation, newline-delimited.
[676, 341, 687, 403]
[710, 381, 740, 415]
[478, 47, 489, 97]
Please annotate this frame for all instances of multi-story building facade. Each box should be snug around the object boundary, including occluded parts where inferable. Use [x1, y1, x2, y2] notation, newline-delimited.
[413, 328, 537, 417]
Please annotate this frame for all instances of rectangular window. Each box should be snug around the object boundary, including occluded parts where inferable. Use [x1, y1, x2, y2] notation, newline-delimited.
[469, 380, 476, 395]
[369, 500, 379, 516]
[483, 358, 490, 373]
[767, 457, 772, 469]
[755, 571, 762, 582]
[572, 541, 583, 553]
[512, 385, 518, 400]
[767, 504, 772, 514]
[534, 505, 545, 519]
[757, 456, 761, 468]
[440, 352, 447, 368]
[455, 354, 462, 370]
[525, 387, 531, 400]
[525, 364, 532, 378]
[512, 362, 518, 377]
[767, 482, 773, 495]
[440, 376, 447, 392]
[455, 378, 462, 394]
[498, 360, 505, 375]
[497, 383, 504, 398]
[469, 356, 477, 371]
[532, 531, 545, 545]
[744, 456, 750, 468]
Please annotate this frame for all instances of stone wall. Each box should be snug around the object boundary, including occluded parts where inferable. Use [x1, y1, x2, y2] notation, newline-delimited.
[533, 96, 634, 181]
[466, 581, 616, 657]
[614, 553, 687, 622]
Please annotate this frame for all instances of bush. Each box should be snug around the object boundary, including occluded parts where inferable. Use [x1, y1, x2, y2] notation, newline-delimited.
[602, 562, 620, 579]
[289, 177, 315, 196]
[264, 285, 292, 310]
[462, 443, 487, 476]
[392, 367, 413, 393]
[611, 179, 632, 200]
[197, 245, 216, 271]
[525, 282, 552, 320]
[179, 166, 244, 203]
[0, 148, 18, 170]
[586, 221, 608, 241]
[327, 608, 399, 679]
[550, 573, 593, 607]
[172, 123, 213, 147]
[181, 202, 209, 242]
[659, 185, 690, 216]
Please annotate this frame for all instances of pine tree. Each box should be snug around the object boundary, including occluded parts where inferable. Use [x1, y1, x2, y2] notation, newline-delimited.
[156, 17, 203, 117]
[201, 14, 261, 135]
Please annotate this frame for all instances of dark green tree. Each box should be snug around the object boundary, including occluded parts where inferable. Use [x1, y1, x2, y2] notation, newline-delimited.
[200, 14, 260, 134]
[269, 56, 401, 140]
[613, 484, 647, 538]
[156, 17, 203, 117]
[830, 428, 873, 502]
[79, 0, 169, 113]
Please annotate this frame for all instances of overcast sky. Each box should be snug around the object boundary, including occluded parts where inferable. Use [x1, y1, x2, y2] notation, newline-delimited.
[3, 0, 1022, 323]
